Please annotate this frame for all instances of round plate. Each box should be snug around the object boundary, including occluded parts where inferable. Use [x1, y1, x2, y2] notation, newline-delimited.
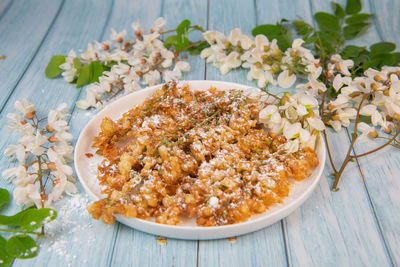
[74, 80, 326, 240]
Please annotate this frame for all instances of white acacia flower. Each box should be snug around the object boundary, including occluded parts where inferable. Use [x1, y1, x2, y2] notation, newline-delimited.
[202, 31, 226, 45]
[143, 70, 161, 86]
[357, 122, 378, 141]
[151, 17, 166, 33]
[19, 130, 48, 156]
[220, 52, 241, 75]
[282, 139, 300, 154]
[47, 103, 70, 132]
[13, 184, 42, 207]
[331, 54, 354, 76]
[283, 122, 301, 139]
[307, 117, 325, 131]
[229, 28, 253, 50]
[277, 70, 296, 89]
[254, 34, 269, 50]
[14, 99, 36, 117]
[2, 165, 27, 181]
[110, 28, 127, 43]
[6, 113, 35, 135]
[333, 74, 352, 91]
[4, 144, 26, 163]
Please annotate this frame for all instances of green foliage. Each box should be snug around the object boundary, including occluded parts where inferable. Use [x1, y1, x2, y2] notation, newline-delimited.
[0, 188, 57, 265]
[345, 0, 362, 14]
[164, 19, 208, 54]
[45, 55, 65, 78]
[251, 21, 292, 50]
[0, 189, 9, 209]
[75, 60, 104, 88]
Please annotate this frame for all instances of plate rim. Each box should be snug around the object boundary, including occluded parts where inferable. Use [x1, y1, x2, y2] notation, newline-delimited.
[74, 80, 326, 239]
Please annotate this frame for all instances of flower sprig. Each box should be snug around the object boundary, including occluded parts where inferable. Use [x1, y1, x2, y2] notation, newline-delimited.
[0, 188, 57, 266]
[45, 18, 206, 109]
[2, 99, 77, 208]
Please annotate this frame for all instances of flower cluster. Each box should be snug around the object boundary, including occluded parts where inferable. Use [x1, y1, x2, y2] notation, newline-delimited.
[2, 100, 77, 207]
[200, 29, 320, 89]
[59, 18, 191, 109]
[327, 65, 400, 139]
[256, 91, 325, 153]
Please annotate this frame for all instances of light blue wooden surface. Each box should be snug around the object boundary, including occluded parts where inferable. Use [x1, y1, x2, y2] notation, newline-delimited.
[0, 0, 399, 266]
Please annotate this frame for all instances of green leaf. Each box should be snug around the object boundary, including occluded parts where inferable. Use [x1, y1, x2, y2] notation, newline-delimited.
[6, 235, 38, 259]
[0, 188, 10, 209]
[76, 64, 92, 88]
[189, 42, 210, 55]
[0, 236, 13, 267]
[343, 22, 370, 39]
[20, 208, 57, 231]
[176, 19, 191, 36]
[341, 45, 368, 57]
[251, 24, 291, 50]
[345, 13, 373, 24]
[314, 12, 341, 32]
[331, 2, 345, 19]
[45, 55, 65, 78]
[370, 42, 396, 54]
[345, 0, 362, 14]
[392, 52, 400, 65]
[174, 36, 190, 51]
[371, 53, 396, 66]
[164, 35, 178, 49]
[252, 24, 282, 37]
[90, 61, 104, 83]
[73, 58, 82, 70]
[0, 207, 35, 227]
[293, 20, 314, 36]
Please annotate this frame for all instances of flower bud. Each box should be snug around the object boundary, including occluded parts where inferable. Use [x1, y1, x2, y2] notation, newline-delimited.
[371, 83, 378, 91]
[41, 194, 48, 201]
[332, 114, 340, 120]
[53, 179, 61, 185]
[374, 75, 383, 82]
[141, 58, 147, 64]
[393, 113, 400, 121]
[49, 136, 59, 142]
[20, 120, 27, 125]
[46, 125, 55, 132]
[384, 90, 390, 96]
[102, 43, 109, 50]
[25, 111, 35, 119]
[383, 127, 392, 134]
[116, 36, 123, 43]
[369, 130, 378, 138]
[48, 162, 57, 171]
[328, 104, 335, 110]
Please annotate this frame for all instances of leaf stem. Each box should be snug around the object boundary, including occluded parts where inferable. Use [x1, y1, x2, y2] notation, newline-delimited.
[350, 128, 400, 159]
[332, 95, 368, 190]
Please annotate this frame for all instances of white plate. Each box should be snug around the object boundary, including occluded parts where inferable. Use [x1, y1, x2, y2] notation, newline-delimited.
[74, 80, 326, 240]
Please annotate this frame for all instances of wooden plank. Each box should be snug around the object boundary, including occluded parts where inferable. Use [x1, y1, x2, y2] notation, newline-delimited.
[344, 0, 400, 264]
[0, 0, 62, 110]
[109, 0, 205, 266]
[198, 1, 288, 266]
[0, 1, 115, 266]
[253, 0, 393, 266]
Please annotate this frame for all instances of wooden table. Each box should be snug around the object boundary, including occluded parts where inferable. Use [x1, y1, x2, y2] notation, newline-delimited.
[0, 0, 399, 266]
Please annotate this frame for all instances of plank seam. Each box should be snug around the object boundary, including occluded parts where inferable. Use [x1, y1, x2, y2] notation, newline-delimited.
[0, 0, 66, 115]
[106, 222, 121, 267]
[0, 0, 13, 22]
[66, 0, 115, 119]
[281, 220, 291, 267]
[344, 129, 396, 267]
[367, 0, 385, 41]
